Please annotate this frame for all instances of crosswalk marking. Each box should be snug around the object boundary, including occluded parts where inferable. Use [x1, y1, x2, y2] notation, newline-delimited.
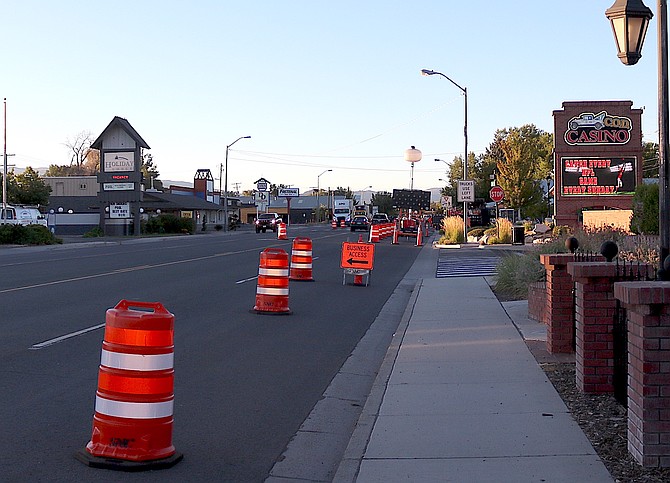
[436, 255, 500, 278]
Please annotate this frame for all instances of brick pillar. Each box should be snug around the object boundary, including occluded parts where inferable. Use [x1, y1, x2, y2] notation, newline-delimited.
[540, 254, 575, 354]
[567, 262, 617, 394]
[614, 281, 670, 468]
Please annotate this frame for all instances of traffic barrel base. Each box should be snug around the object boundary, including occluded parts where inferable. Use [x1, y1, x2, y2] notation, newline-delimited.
[77, 300, 182, 471]
[289, 237, 314, 281]
[253, 248, 292, 315]
[75, 448, 183, 472]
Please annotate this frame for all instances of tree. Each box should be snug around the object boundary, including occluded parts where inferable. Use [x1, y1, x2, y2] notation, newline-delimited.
[64, 131, 96, 175]
[332, 187, 354, 198]
[371, 191, 394, 215]
[1, 167, 52, 206]
[487, 125, 553, 218]
[141, 152, 161, 189]
[642, 141, 659, 178]
[630, 183, 659, 234]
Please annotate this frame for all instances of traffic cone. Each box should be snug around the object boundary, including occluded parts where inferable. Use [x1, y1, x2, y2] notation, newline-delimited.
[277, 222, 287, 240]
[253, 248, 291, 314]
[392, 221, 399, 245]
[76, 300, 182, 471]
[416, 221, 423, 247]
[289, 237, 314, 281]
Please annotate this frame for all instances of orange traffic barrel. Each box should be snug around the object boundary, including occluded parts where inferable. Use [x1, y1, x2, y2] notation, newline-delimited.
[76, 300, 182, 471]
[277, 222, 288, 240]
[369, 224, 380, 243]
[290, 237, 314, 281]
[331, 219, 337, 229]
[253, 248, 291, 314]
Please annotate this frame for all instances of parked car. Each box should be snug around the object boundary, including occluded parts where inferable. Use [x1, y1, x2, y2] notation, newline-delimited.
[350, 215, 370, 232]
[255, 212, 282, 233]
[370, 213, 390, 225]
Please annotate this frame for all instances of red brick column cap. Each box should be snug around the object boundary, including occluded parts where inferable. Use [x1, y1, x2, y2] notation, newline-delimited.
[614, 281, 670, 305]
[540, 253, 574, 269]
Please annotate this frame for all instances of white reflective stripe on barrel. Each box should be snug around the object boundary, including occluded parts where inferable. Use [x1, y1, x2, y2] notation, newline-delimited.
[101, 349, 174, 371]
[292, 250, 312, 256]
[95, 396, 173, 419]
[258, 268, 289, 277]
[256, 287, 289, 296]
[290, 263, 312, 269]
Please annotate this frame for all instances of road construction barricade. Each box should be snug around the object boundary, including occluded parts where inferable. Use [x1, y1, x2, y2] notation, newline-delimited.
[369, 224, 380, 243]
[253, 248, 291, 314]
[277, 222, 287, 240]
[382, 223, 392, 239]
[77, 300, 182, 471]
[289, 237, 314, 281]
[331, 219, 337, 229]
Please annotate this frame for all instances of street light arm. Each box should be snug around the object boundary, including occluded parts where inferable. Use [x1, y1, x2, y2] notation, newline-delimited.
[421, 69, 466, 94]
[227, 135, 251, 149]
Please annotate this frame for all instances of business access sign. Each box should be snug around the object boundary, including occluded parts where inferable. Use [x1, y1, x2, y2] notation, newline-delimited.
[340, 242, 375, 270]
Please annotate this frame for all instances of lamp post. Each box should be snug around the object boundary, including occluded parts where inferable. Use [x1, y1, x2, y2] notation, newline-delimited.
[223, 135, 250, 232]
[316, 169, 332, 222]
[404, 146, 422, 189]
[357, 185, 372, 206]
[605, 0, 669, 278]
[421, 69, 468, 240]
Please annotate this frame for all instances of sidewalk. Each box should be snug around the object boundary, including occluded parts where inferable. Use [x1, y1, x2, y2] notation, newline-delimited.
[335, 245, 613, 482]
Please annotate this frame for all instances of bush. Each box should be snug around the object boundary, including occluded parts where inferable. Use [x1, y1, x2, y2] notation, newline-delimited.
[438, 216, 464, 244]
[486, 218, 513, 244]
[83, 227, 104, 238]
[215, 224, 223, 231]
[144, 214, 194, 235]
[468, 228, 485, 239]
[630, 183, 659, 235]
[0, 224, 62, 245]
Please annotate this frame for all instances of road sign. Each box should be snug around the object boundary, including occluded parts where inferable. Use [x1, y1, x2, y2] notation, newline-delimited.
[489, 186, 505, 203]
[457, 180, 475, 202]
[340, 242, 375, 270]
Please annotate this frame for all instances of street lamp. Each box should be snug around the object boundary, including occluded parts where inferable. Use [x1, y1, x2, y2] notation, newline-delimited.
[606, 0, 669, 278]
[404, 146, 422, 189]
[316, 169, 332, 222]
[357, 185, 372, 206]
[224, 135, 251, 231]
[421, 69, 468, 240]
[606, 0, 653, 65]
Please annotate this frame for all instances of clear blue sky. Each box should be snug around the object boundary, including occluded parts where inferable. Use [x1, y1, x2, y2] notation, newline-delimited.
[3, 0, 660, 195]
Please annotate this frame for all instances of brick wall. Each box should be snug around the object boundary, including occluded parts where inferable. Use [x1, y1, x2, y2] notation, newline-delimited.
[528, 281, 546, 322]
[541, 253, 575, 353]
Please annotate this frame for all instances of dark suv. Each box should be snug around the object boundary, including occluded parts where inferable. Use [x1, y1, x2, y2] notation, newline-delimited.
[255, 213, 282, 233]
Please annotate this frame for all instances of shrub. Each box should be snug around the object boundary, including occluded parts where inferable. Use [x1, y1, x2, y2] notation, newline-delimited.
[630, 183, 659, 234]
[83, 227, 104, 238]
[438, 216, 464, 244]
[487, 218, 513, 244]
[0, 224, 62, 245]
[215, 224, 223, 231]
[144, 214, 194, 235]
[468, 228, 485, 239]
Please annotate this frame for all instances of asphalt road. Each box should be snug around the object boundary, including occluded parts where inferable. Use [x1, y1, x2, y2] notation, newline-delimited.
[0, 225, 421, 482]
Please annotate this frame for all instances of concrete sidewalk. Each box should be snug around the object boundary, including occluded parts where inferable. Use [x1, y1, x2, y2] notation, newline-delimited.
[335, 249, 613, 482]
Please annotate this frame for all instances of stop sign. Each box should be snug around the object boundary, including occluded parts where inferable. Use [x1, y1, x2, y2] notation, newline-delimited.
[489, 186, 505, 203]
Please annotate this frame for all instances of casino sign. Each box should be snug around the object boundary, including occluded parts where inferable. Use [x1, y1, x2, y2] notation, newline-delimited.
[564, 110, 632, 146]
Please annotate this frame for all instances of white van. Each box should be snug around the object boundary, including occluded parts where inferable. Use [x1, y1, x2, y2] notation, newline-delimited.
[0, 205, 48, 226]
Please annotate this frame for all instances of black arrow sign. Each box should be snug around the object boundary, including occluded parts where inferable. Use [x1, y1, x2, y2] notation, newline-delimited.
[347, 258, 367, 265]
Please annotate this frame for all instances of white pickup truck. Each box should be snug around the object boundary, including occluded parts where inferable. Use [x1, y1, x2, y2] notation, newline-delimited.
[0, 205, 48, 226]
